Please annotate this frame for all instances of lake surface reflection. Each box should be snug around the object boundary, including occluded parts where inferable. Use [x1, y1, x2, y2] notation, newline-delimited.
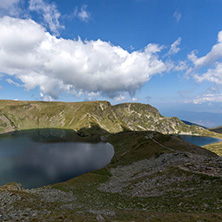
[179, 135, 221, 146]
[0, 134, 114, 189]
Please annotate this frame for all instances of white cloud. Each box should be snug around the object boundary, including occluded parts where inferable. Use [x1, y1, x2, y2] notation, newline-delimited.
[173, 11, 181, 22]
[0, 17, 167, 100]
[187, 50, 198, 64]
[0, 0, 22, 17]
[190, 93, 222, 104]
[218, 31, 222, 43]
[188, 30, 222, 86]
[114, 95, 126, 102]
[188, 36, 222, 68]
[87, 92, 99, 101]
[6, 78, 21, 87]
[174, 61, 188, 71]
[168, 37, 181, 55]
[131, 97, 138, 102]
[0, 0, 20, 9]
[186, 30, 222, 104]
[193, 62, 222, 85]
[74, 5, 90, 22]
[29, 0, 63, 36]
[40, 92, 53, 101]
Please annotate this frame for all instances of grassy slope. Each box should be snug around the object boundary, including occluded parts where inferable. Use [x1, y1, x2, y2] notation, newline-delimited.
[210, 126, 222, 134]
[204, 126, 222, 156]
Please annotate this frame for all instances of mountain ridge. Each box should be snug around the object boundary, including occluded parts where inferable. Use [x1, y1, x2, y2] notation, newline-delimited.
[0, 100, 217, 137]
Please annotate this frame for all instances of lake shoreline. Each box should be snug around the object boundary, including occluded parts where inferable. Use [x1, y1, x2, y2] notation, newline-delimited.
[178, 135, 222, 147]
[0, 132, 114, 189]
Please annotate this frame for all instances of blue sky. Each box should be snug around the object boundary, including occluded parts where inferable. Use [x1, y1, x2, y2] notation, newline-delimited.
[0, 0, 222, 121]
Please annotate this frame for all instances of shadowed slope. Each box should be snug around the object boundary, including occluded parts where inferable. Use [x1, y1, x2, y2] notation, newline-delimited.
[210, 126, 222, 134]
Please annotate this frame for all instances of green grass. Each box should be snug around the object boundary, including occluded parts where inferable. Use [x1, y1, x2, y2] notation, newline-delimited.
[204, 141, 222, 156]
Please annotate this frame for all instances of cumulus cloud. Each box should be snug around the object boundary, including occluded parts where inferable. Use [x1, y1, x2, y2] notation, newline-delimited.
[0, 0, 20, 9]
[0, 0, 22, 17]
[193, 62, 222, 85]
[0, 16, 167, 100]
[188, 33, 222, 68]
[218, 31, 222, 43]
[29, 0, 63, 36]
[74, 5, 90, 22]
[188, 30, 222, 86]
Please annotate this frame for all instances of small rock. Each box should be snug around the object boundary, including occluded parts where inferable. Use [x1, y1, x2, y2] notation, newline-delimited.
[96, 214, 104, 221]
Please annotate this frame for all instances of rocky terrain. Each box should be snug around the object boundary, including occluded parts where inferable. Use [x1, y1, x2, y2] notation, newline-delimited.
[0, 100, 217, 136]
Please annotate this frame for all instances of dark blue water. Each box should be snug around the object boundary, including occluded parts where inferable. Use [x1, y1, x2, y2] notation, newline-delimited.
[179, 135, 221, 146]
[0, 135, 114, 189]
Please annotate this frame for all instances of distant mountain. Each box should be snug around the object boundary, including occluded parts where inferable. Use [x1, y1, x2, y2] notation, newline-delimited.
[0, 100, 215, 136]
[163, 111, 222, 128]
[181, 120, 208, 129]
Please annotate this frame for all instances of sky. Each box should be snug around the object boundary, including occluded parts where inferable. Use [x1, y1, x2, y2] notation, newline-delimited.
[0, 0, 222, 122]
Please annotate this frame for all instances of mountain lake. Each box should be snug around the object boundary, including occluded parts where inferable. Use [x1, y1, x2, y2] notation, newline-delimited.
[0, 131, 220, 189]
[179, 135, 221, 146]
[0, 132, 114, 189]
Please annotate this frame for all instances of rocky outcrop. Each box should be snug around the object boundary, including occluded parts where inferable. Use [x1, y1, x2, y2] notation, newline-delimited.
[0, 182, 24, 191]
